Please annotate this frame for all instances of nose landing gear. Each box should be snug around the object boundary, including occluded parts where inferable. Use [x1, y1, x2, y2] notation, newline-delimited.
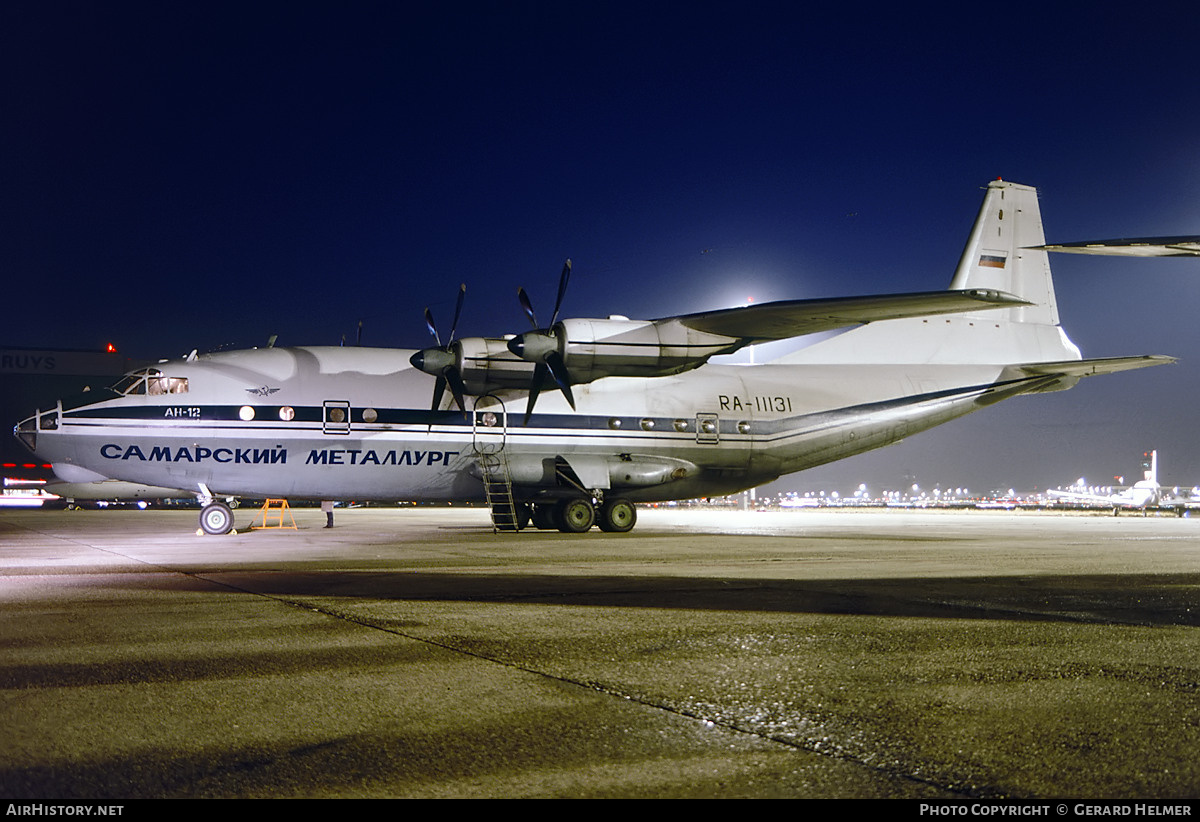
[198, 501, 236, 535]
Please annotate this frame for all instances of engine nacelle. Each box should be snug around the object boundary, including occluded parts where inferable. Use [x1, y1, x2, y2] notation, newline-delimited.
[522, 317, 740, 382]
[452, 336, 536, 395]
[417, 316, 743, 401]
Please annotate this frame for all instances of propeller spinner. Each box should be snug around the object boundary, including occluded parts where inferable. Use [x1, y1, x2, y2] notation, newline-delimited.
[507, 259, 576, 423]
[409, 284, 469, 415]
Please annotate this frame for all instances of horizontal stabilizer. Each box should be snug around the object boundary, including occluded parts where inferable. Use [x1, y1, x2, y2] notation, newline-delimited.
[672, 289, 1030, 341]
[1033, 237, 1200, 258]
[1016, 355, 1176, 378]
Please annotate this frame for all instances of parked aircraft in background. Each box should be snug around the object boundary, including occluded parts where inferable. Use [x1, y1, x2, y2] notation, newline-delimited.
[13, 180, 1174, 535]
[1048, 450, 1200, 516]
[1048, 450, 1164, 513]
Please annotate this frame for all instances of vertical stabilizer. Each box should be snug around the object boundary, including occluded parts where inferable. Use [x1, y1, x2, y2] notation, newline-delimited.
[772, 179, 1081, 366]
[949, 179, 1060, 325]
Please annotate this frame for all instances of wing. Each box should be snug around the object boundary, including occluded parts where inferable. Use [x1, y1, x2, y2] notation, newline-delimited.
[1161, 492, 1200, 509]
[1046, 489, 1133, 506]
[1033, 237, 1200, 258]
[665, 288, 1031, 341]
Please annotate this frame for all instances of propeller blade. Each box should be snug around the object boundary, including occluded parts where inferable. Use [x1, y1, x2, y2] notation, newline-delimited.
[426, 367, 468, 417]
[550, 259, 572, 326]
[431, 375, 446, 412]
[448, 283, 466, 343]
[423, 307, 440, 346]
[518, 287, 538, 329]
[523, 363, 549, 425]
[443, 365, 469, 415]
[545, 351, 576, 410]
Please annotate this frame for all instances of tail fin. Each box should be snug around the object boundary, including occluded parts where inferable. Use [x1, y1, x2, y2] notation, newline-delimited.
[1143, 450, 1157, 484]
[774, 179, 1081, 365]
[948, 179, 1060, 326]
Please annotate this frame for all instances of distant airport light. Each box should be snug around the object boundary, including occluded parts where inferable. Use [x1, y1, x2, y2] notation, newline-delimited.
[105, 343, 118, 353]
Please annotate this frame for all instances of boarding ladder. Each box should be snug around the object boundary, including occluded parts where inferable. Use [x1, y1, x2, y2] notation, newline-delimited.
[475, 447, 520, 532]
[471, 399, 519, 532]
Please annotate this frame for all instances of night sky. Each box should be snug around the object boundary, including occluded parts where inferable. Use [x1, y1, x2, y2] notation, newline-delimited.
[5, 2, 1199, 495]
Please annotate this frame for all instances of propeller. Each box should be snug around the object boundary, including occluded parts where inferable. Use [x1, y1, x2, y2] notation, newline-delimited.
[507, 259, 576, 423]
[409, 284, 469, 415]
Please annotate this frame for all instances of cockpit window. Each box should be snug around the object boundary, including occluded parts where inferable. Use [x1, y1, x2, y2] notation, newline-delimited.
[110, 373, 145, 394]
[110, 368, 189, 396]
[148, 375, 188, 395]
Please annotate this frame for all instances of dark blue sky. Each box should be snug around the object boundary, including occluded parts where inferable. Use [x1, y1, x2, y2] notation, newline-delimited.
[5, 2, 1199, 493]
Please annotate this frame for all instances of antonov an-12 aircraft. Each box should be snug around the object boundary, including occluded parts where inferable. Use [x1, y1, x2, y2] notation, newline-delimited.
[13, 180, 1174, 535]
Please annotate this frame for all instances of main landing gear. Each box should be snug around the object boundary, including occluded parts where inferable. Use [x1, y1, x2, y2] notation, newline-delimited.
[493, 496, 638, 533]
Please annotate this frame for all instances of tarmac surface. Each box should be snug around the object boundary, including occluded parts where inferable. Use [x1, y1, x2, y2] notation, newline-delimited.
[1, 504, 1199, 799]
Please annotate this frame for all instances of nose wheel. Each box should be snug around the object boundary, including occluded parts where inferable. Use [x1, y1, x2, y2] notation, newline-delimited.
[199, 502, 235, 535]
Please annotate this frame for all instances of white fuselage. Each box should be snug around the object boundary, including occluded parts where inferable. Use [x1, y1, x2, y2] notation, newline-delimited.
[20, 345, 1032, 504]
